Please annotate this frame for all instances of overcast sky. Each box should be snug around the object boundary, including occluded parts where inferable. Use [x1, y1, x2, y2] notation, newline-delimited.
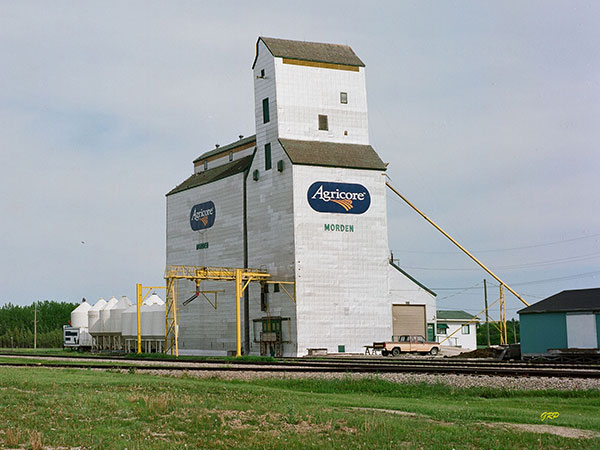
[1, 1, 598, 319]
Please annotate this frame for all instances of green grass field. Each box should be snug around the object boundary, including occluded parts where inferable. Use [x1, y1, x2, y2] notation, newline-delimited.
[0, 347, 280, 363]
[0, 366, 599, 449]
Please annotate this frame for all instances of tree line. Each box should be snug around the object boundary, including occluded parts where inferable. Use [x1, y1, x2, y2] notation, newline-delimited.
[0, 301, 77, 348]
[476, 320, 520, 346]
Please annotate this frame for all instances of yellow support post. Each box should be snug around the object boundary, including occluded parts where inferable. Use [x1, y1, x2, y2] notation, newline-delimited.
[235, 268, 242, 357]
[136, 283, 142, 354]
[165, 278, 178, 356]
[499, 285, 507, 345]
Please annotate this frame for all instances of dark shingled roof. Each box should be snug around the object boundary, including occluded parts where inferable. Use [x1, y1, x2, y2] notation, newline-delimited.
[166, 155, 254, 196]
[255, 37, 365, 68]
[193, 135, 256, 163]
[437, 310, 477, 321]
[279, 138, 386, 171]
[518, 288, 600, 314]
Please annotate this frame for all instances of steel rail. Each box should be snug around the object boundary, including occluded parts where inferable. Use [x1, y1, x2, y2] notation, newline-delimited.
[1, 352, 598, 370]
[2, 361, 600, 378]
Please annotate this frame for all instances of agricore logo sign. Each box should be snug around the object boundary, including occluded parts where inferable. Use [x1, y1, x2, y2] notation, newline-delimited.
[190, 201, 216, 231]
[307, 182, 371, 214]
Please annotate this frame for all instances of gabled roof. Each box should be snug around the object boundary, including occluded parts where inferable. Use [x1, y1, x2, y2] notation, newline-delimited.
[166, 155, 254, 196]
[253, 37, 365, 69]
[389, 261, 436, 297]
[518, 288, 600, 314]
[437, 310, 478, 321]
[279, 138, 386, 171]
[193, 135, 256, 163]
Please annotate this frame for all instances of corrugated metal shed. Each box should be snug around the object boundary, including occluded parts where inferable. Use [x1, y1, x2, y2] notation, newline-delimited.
[518, 288, 600, 355]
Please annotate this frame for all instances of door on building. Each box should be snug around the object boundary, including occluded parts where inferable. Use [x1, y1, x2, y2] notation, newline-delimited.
[392, 305, 426, 338]
[427, 323, 435, 342]
[566, 313, 598, 349]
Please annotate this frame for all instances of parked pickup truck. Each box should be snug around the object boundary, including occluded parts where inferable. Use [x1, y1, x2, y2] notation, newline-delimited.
[373, 335, 440, 357]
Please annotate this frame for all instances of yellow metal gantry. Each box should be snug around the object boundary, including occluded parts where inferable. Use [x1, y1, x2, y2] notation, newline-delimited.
[164, 265, 295, 357]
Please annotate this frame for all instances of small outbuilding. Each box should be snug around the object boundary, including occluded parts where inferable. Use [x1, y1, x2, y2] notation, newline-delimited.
[518, 288, 600, 356]
[436, 310, 478, 350]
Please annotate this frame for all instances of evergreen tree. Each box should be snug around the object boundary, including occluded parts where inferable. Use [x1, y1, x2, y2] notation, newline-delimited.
[0, 301, 77, 348]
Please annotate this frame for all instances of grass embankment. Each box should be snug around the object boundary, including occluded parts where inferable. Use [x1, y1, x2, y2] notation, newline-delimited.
[0, 348, 279, 363]
[0, 367, 599, 449]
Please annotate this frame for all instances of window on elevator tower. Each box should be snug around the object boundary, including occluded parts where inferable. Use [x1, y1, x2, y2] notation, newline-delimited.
[262, 98, 270, 123]
[264, 143, 272, 170]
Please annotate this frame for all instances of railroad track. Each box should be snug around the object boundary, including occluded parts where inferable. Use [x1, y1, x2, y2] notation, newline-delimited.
[1, 351, 598, 371]
[1, 355, 600, 378]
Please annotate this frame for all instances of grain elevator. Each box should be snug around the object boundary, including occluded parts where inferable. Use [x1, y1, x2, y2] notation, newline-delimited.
[166, 37, 436, 356]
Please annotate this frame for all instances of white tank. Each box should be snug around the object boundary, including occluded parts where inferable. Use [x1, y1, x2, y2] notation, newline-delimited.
[111, 296, 133, 334]
[71, 299, 91, 328]
[140, 303, 153, 337]
[88, 298, 107, 335]
[121, 294, 165, 338]
[144, 293, 164, 306]
[121, 303, 137, 338]
[150, 302, 166, 338]
[100, 297, 118, 333]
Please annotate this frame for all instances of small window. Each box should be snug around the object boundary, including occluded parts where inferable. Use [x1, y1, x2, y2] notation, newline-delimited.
[437, 326, 447, 335]
[203, 160, 207, 170]
[262, 98, 270, 123]
[264, 143, 271, 170]
[229, 151, 233, 162]
[260, 69, 265, 78]
[318, 114, 328, 131]
[273, 283, 280, 293]
[340, 92, 348, 104]
[462, 324, 470, 335]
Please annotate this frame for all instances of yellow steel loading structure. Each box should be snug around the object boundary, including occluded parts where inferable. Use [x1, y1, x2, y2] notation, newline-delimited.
[163, 265, 295, 356]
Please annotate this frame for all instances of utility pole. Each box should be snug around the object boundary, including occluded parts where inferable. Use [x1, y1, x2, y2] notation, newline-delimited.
[513, 319, 518, 344]
[484, 279, 490, 347]
[34, 301, 37, 349]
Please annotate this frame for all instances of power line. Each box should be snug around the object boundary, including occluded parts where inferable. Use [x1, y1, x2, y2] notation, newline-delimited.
[436, 282, 483, 301]
[391, 232, 600, 255]
[510, 270, 600, 286]
[402, 250, 600, 271]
